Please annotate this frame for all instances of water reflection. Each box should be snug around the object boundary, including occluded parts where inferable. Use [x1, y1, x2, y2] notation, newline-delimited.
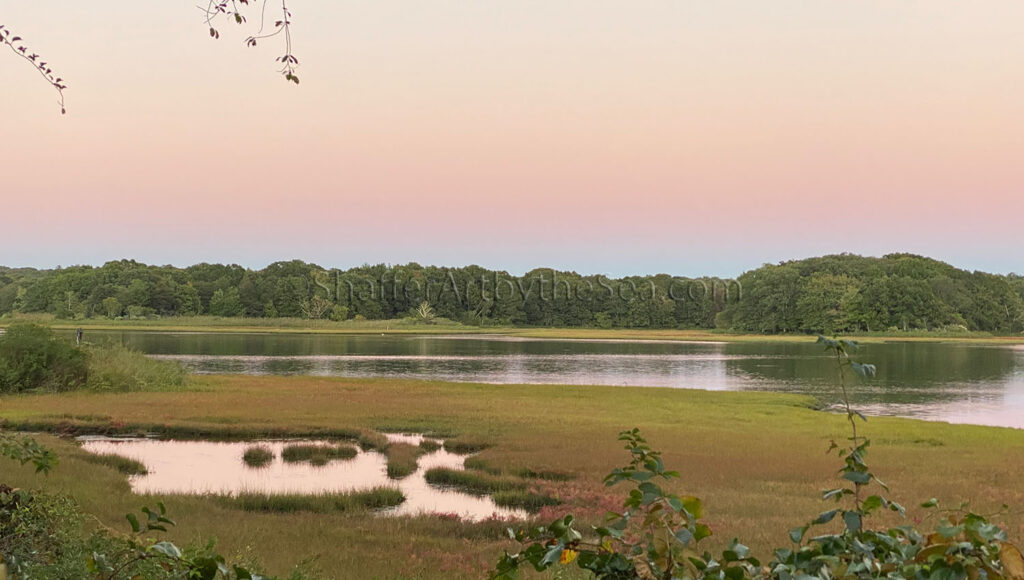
[85, 331, 1024, 429]
[78, 434, 525, 521]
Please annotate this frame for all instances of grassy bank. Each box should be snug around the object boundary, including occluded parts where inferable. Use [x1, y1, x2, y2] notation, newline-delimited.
[4, 314, 1021, 345]
[2, 375, 1024, 578]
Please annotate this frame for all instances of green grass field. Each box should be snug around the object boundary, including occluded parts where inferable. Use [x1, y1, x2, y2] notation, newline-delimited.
[2, 375, 1024, 578]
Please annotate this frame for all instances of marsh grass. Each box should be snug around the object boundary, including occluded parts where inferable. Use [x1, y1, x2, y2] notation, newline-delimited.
[79, 452, 148, 475]
[83, 342, 188, 392]
[443, 440, 489, 454]
[0, 419, 361, 442]
[4, 376, 1024, 578]
[357, 430, 390, 452]
[242, 446, 274, 468]
[424, 468, 527, 496]
[385, 443, 425, 479]
[491, 490, 560, 512]
[423, 467, 560, 511]
[281, 443, 357, 466]
[418, 439, 442, 452]
[463, 457, 573, 481]
[217, 488, 405, 513]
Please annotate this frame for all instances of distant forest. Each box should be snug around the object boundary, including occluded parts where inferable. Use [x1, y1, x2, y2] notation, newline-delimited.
[1, 254, 1022, 334]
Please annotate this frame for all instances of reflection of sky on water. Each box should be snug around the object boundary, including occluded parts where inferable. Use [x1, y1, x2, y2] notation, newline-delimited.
[89, 331, 1024, 429]
[78, 434, 525, 521]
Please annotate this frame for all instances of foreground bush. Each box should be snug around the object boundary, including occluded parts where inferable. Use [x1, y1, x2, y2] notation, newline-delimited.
[0, 323, 87, 393]
[0, 490, 315, 579]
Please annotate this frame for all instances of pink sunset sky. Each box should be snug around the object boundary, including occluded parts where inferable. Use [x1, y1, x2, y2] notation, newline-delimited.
[1, 2, 1022, 277]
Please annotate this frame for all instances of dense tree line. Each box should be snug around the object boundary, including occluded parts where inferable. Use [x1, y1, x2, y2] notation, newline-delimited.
[0, 254, 1021, 333]
[717, 253, 1024, 334]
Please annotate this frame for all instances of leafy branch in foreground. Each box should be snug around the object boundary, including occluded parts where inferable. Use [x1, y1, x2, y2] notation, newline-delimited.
[204, 0, 301, 84]
[0, 432, 57, 474]
[495, 337, 1024, 579]
[87, 502, 267, 580]
[0, 24, 67, 114]
[494, 428, 760, 580]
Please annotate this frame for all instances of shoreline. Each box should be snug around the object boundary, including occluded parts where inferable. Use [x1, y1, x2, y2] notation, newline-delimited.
[3, 317, 1023, 345]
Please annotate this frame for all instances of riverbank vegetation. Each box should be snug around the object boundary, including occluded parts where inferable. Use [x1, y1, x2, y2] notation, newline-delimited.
[0, 322, 187, 394]
[3, 253, 1023, 335]
[3, 374, 1024, 577]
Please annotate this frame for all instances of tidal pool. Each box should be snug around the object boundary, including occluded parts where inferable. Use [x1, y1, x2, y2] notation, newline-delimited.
[78, 433, 526, 521]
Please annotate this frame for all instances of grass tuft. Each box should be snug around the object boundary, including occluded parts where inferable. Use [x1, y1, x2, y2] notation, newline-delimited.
[281, 443, 357, 466]
[443, 440, 489, 454]
[79, 452, 148, 475]
[384, 443, 425, 479]
[418, 439, 442, 452]
[424, 467, 526, 495]
[463, 456, 573, 481]
[357, 431, 390, 452]
[242, 446, 275, 468]
[217, 488, 405, 513]
[492, 490, 560, 512]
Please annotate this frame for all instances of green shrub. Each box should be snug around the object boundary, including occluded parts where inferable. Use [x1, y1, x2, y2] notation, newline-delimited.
[0, 485, 90, 577]
[0, 323, 88, 393]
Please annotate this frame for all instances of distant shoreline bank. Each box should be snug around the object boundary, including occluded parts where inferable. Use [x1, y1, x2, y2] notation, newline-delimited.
[3, 315, 1022, 345]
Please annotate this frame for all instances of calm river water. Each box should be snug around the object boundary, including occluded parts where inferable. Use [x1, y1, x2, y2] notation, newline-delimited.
[85, 331, 1024, 429]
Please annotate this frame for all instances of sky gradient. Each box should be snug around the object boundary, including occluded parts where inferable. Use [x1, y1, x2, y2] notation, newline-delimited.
[2, 2, 1022, 277]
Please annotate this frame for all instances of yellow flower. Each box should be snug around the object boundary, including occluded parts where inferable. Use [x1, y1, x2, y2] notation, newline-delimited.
[560, 549, 579, 565]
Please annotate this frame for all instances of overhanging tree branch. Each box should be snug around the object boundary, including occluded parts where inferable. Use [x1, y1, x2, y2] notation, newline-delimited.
[0, 24, 67, 114]
[4, 1, 299, 115]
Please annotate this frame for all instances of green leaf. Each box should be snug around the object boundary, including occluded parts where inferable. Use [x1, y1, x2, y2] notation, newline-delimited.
[850, 362, 877, 378]
[843, 511, 862, 533]
[813, 510, 839, 525]
[682, 496, 703, 519]
[695, 523, 713, 542]
[150, 541, 182, 559]
[862, 495, 884, 514]
[842, 471, 871, 484]
[674, 528, 694, 545]
[126, 512, 141, 533]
